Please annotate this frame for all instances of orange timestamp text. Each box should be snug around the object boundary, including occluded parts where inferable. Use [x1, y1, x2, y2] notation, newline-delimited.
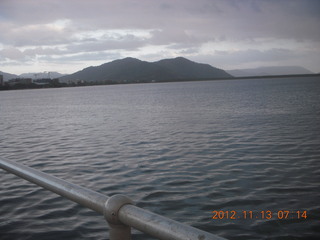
[211, 210, 307, 220]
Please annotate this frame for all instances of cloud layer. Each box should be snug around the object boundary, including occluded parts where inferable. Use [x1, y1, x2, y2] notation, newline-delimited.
[1, 0, 320, 74]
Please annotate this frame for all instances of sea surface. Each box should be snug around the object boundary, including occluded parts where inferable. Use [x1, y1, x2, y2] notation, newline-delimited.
[0, 77, 320, 240]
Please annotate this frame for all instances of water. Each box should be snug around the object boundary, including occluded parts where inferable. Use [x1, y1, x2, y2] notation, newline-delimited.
[1, 77, 320, 240]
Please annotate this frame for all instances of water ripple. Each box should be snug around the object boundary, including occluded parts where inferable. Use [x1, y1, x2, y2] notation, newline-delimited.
[1, 78, 320, 239]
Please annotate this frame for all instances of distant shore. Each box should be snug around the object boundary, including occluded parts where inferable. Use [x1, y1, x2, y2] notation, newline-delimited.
[1, 73, 319, 91]
[224, 73, 320, 80]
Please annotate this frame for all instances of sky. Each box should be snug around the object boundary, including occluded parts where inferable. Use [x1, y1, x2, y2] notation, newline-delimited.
[0, 0, 320, 75]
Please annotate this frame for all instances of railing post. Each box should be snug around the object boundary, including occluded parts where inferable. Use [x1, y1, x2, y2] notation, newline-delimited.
[103, 194, 134, 240]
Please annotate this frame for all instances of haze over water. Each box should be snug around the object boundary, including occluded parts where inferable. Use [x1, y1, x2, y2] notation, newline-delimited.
[1, 76, 320, 239]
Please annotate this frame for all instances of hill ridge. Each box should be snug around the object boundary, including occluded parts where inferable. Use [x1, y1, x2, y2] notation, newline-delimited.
[60, 57, 232, 83]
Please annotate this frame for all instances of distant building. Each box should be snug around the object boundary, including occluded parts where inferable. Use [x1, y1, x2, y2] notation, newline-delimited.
[8, 78, 32, 86]
[33, 78, 52, 85]
[33, 78, 60, 85]
[0, 75, 3, 86]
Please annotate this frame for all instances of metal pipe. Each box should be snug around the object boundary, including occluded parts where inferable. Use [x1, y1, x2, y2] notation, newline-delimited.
[119, 204, 226, 240]
[0, 157, 108, 214]
[0, 157, 227, 240]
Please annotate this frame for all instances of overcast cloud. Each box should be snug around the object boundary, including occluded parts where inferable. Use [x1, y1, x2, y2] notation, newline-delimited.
[0, 0, 319, 74]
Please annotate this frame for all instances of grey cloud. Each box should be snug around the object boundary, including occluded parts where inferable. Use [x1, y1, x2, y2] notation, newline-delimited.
[149, 29, 194, 45]
[23, 47, 63, 57]
[1, 0, 320, 47]
[40, 51, 123, 63]
[229, 48, 296, 62]
[213, 48, 298, 65]
[148, 28, 214, 49]
[1, 0, 320, 73]
[0, 23, 74, 47]
[0, 47, 25, 60]
[177, 48, 200, 55]
[67, 38, 145, 53]
[191, 47, 312, 70]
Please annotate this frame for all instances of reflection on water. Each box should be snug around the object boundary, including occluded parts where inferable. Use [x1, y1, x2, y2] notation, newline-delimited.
[1, 77, 320, 239]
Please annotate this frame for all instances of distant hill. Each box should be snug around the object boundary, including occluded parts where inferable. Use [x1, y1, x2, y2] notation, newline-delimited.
[60, 57, 232, 83]
[19, 72, 66, 79]
[0, 71, 18, 81]
[0, 71, 66, 82]
[155, 57, 232, 79]
[227, 66, 314, 77]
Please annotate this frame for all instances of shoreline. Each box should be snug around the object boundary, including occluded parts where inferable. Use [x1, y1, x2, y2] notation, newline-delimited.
[1, 73, 319, 91]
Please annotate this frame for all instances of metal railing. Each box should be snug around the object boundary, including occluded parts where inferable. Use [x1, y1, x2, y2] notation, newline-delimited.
[0, 157, 226, 240]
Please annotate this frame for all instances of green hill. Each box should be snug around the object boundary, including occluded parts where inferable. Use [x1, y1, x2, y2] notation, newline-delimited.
[60, 57, 232, 83]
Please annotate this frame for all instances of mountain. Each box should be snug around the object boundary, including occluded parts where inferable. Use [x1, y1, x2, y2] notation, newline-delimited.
[61, 57, 175, 83]
[60, 57, 232, 83]
[0, 71, 18, 81]
[155, 57, 232, 79]
[19, 72, 66, 79]
[227, 66, 314, 77]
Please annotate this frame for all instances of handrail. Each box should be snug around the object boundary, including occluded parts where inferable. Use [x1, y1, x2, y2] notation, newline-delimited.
[0, 157, 226, 240]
